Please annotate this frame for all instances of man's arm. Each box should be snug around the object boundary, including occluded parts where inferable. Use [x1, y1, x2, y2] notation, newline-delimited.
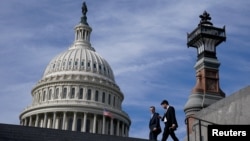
[169, 107, 177, 129]
[152, 113, 160, 131]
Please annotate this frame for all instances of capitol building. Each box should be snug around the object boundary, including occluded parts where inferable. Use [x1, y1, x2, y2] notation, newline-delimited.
[19, 2, 130, 137]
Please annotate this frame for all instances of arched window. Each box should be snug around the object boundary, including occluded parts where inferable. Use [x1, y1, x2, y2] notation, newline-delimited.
[79, 88, 83, 99]
[87, 89, 91, 100]
[62, 88, 67, 99]
[108, 94, 111, 105]
[43, 91, 46, 101]
[71, 88, 75, 99]
[95, 90, 99, 101]
[48, 89, 52, 100]
[102, 92, 105, 103]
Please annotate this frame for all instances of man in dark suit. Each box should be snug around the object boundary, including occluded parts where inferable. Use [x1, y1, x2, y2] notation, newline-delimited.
[149, 106, 161, 141]
[160, 100, 179, 141]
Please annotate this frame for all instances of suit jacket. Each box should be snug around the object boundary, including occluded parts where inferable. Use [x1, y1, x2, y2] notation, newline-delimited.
[162, 106, 178, 129]
[149, 112, 161, 132]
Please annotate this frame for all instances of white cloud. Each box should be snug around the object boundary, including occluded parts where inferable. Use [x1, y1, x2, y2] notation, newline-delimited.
[0, 0, 249, 140]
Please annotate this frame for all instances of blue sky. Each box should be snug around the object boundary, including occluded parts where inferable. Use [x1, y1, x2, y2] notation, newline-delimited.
[0, 0, 249, 140]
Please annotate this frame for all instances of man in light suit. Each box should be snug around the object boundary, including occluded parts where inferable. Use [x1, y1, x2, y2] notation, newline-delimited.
[160, 100, 179, 141]
[149, 106, 161, 141]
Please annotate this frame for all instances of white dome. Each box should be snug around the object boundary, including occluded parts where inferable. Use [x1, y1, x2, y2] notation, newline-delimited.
[43, 45, 115, 82]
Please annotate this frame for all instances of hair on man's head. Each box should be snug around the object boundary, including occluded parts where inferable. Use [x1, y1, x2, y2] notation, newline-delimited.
[161, 100, 169, 105]
[150, 106, 155, 109]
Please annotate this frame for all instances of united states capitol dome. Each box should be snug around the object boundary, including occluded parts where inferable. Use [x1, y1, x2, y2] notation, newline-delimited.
[42, 16, 115, 83]
[42, 32, 115, 82]
[19, 2, 130, 136]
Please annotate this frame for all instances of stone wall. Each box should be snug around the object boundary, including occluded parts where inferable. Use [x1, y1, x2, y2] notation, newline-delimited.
[186, 85, 250, 141]
[0, 123, 148, 141]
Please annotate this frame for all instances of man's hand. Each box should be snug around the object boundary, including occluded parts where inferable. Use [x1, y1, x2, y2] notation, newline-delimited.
[169, 124, 176, 130]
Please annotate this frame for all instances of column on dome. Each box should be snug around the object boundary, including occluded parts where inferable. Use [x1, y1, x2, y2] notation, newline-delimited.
[29, 115, 32, 126]
[96, 116, 102, 134]
[52, 112, 56, 129]
[81, 29, 84, 40]
[55, 115, 59, 129]
[82, 112, 87, 132]
[35, 114, 39, 127]
[43, 113, 48, 128]
[93, 114, 97, 133]
[83, 29, 86, 40]
[121, 122, 125, 136]
[81, 113, 84, 132]
[47, 114, 52, 128]
[39, 114, 42, 127]
[24, 118, 27, 126]
[54, 117, 59, 129]
[78, 28, 81, 40]
[124, 123, 127, 136]
[62, 112, 66, 130]
[75, 113, 82, 131]
[116, 120, 120, 136]
[110, 118, 114, 135]
[82, 29, 84, 40]
[102, 115, 106, 134]
[47, 116, 51, 128]
[58, 112, 63, 130]
[125, 124, 128, 136]
[72, 112, 77, 131]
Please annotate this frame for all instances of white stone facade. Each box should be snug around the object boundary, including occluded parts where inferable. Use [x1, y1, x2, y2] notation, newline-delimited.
[19, 2, 130, 137]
